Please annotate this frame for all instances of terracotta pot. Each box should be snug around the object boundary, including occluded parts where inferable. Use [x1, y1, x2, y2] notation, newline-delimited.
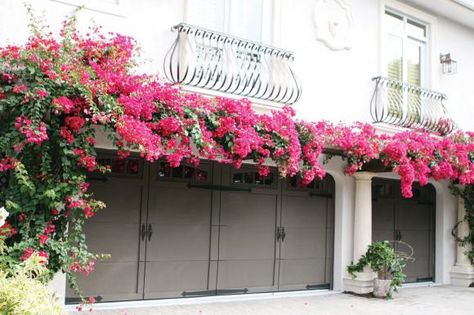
[373, 278, 392, 298]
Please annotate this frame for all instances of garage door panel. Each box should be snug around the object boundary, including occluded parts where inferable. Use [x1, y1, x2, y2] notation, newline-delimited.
[84, 223, 140, 261]
[278, 176, 335, 291]
[399, 229, 431, 257]
[372, 179, 435, 284]
[372, 200, 395, 230]
[148, 188, 212, 225]
[279, 258, 327, 286]
[89, 182, 143, 223]
[218, 225, 276, 259]
[71, 261, 143, 301]
[280, 227, 327, 259]
[373, 230, 394, 243]
[404, 257, 432, 282]
[145, 180, 213, 299]
[220, 192, 277, 225]
[144, 260, 210, 297]
[148, 224, 211, 261]
[397, 203, 431, 230]
[217, 260, 275, 290]
[282, 197, 328, 228]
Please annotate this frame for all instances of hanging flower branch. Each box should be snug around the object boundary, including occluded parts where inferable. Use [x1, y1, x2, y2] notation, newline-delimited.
[0, 12, 473, 300]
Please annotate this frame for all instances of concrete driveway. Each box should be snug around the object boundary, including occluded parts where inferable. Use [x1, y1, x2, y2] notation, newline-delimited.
[71, 285, 474, 315]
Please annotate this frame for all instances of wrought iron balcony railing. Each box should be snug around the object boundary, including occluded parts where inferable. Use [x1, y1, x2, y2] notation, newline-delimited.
[164, 23, 302, 105]
[370, 76, 455, 135]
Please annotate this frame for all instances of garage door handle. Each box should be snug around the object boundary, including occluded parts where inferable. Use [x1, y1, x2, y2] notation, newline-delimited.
[281, 227, 286, 242]
[147, 224, 153, 241]
[140, 224, 147, 241]
[395, 230, 402, 241]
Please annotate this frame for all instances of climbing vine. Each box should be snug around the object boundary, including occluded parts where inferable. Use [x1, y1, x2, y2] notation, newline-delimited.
[451, 185, 474, 264]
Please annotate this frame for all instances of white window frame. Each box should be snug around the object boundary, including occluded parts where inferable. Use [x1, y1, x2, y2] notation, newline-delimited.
[379, 0, 438, 89]
[184, 0, 274, 44]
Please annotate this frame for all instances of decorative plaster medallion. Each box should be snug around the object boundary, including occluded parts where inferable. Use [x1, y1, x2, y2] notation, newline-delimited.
[313, 0, 354, 50]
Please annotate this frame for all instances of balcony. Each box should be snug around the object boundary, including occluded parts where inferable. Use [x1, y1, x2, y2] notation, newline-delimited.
[370, 76, 455, 135]
[163, 23, 301, 105]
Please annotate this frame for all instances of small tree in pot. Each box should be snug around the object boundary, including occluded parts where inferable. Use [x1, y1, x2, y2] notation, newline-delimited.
[347, 241, 406, 298]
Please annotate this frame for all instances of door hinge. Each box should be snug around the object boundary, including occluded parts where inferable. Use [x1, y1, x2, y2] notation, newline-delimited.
[187, 183, 251, 192]
[182, 288, 248, 297]
[309, 192, 332, 198]
[87, 173, 108, 182]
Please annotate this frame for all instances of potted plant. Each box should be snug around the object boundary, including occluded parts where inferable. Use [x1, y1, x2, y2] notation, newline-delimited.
[347, 240, 406, 298]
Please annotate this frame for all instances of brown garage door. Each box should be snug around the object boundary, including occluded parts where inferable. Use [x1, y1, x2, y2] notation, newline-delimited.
[278, 176, 335, 291]
[66, 155, 147, 302]
[372, 178, 435, 283]
[67, 158, 335, 302]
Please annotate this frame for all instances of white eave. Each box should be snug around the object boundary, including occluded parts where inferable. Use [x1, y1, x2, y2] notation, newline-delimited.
[401, 0, 474, 29]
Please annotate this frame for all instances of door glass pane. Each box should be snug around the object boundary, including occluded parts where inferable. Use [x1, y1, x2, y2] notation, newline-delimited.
[407, 43, 421, 86]
[385, 11, 403, 35]
[232, 0, 263, 41]
[386, 35, 403, 81]
[186, 0, 226, 31]
[407, 19, 426, 39]
[407, 43, 422, 123]
[386, 35, 403, 120]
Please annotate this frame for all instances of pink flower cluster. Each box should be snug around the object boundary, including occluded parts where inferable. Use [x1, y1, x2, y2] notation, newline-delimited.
[14, 115, 48, 145]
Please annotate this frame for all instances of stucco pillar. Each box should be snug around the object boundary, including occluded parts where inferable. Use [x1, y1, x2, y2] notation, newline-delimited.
[450, 194, 474, 286]
[343, 172, 376, 294]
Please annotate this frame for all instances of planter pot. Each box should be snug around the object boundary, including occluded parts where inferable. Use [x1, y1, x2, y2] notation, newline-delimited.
[373, 278, 392, 298]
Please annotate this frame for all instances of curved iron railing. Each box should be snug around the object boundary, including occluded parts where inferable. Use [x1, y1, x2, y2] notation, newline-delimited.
[370, 76, 455, 135]
[163, 23, 302, 105]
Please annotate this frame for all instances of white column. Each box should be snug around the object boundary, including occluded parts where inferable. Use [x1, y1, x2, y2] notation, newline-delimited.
[343, 172, 376, 294]
[450, 193, 474, 286]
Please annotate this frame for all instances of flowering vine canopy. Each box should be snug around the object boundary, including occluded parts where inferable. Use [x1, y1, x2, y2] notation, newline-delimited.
[0, 13, 473, 296]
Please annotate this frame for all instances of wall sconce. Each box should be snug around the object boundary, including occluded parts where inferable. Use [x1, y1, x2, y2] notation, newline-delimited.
[440, 53, 457, 75]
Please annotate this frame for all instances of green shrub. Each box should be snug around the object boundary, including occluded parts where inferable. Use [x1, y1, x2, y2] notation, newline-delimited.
[347, 240, 406, 298]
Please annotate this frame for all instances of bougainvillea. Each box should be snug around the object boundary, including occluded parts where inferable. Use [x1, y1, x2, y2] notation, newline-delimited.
[0, 11, 473, 301]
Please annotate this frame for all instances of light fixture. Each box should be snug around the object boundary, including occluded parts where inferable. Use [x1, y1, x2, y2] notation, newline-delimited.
[440, 53, 457, 75]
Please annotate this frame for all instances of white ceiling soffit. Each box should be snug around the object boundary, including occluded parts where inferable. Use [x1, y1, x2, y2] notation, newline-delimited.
[401, 0, 474, 29]
[451, 0, 474, 11]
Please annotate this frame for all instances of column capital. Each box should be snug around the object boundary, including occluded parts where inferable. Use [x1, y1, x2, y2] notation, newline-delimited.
[353, 171, 375, 181]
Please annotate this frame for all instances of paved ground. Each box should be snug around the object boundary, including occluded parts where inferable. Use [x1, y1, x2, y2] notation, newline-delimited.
[72, 285, 474, 315]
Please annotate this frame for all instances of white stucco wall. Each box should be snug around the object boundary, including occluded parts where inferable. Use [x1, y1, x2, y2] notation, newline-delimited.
[1, 0, 472, 130]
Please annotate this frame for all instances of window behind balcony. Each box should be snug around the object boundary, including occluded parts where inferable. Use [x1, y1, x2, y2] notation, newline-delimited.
[185, 0, 271, 42]
[384, 10, 427, 87]
[384, 10, 428, 123]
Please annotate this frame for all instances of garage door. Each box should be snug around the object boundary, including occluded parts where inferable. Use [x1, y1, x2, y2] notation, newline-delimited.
[66, 155, 147, 302]
[278, 177, 334, 291]
[372, 179, 435, 283]
[67, 157, 335, 302]
[214, 166, 279, 294]
[144, 161, 215, 298]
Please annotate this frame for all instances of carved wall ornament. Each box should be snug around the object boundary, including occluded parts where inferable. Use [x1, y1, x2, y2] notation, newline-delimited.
[313, 0, 354, 50]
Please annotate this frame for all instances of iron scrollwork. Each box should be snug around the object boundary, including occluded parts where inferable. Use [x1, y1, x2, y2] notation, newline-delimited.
[164, 23, 302, 105]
